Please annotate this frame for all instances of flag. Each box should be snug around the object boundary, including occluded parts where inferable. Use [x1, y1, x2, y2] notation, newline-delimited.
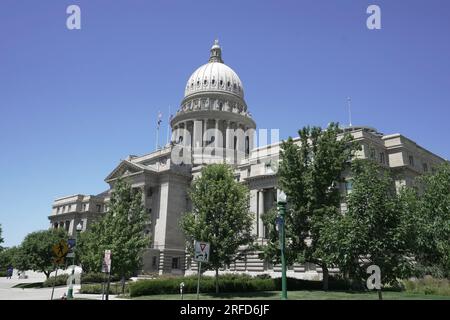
[157, 111, 163, 128]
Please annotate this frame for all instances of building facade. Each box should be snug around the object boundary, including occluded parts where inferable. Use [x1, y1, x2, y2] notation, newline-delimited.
[48, 41, 446, 278]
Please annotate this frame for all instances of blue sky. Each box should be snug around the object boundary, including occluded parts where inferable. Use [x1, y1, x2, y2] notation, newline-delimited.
[1, 0, 449, 247]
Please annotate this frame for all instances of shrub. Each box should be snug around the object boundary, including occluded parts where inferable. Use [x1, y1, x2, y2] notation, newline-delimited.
[43, 272, 124, 287]
[43, 274, 69, 287]
[128, 274, 354, 297]
[81, 272, 122, 284]
[80, 282, 129, 295]
[403, 277, 450, 296]
[0, 271, 7, 277]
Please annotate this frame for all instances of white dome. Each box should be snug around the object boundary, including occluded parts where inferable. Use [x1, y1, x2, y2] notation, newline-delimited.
[184, 62, 244, 99]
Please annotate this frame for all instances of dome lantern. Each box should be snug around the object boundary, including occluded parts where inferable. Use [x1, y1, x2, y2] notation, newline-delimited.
[209, 39, 223, 63]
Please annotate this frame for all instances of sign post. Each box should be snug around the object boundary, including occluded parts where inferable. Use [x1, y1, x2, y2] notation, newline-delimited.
[277, 190, 288, 300]
[103, 250, 112, 301]
[50, 267, 59, 300]
[66, 238, 76, 299]
[50, 240, 68, 300]
[194, 241, 210, 300]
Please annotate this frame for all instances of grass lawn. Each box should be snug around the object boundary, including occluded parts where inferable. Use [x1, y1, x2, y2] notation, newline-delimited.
[130, 290, 450, 300]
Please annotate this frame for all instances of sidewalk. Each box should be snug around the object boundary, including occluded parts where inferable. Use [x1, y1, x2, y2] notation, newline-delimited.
[0, 272, 125, 300]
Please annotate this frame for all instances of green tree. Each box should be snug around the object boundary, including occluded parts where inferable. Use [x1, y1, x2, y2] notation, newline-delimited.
[326, 159, 414, 285]
[262, 123, 358, 290]
[180, 164, 254, 293]
[413, 163, 450, 278]
[17, 229, 67, 279]
[0, 224, 3, 252]
[78, 179, 150, 292]
[0, 246, 16, 269]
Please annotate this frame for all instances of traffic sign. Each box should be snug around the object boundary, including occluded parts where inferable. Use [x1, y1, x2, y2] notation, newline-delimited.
[194, 241, 210, 263]
[102, 250, 111, 273]
[68, 238, 76, 249]
[52, 240, 69, 258]
[53, 257, 65, 265]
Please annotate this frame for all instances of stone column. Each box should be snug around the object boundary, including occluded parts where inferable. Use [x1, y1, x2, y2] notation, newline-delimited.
[193, 119, 203, 163]
[171, 125, 177, 143]
[203, 119, 208, 147]
[226, 121, 234, 150]
[193, 120, 202, 149]
[250, 189, 258, 236]
[247, 127, 255, 153]
[182, 121, 188, 146]
[225, 121, 234, 163]
[236, 123, 246, 163]
[258, 189, 265, 238]
[215, 119, 220, 148]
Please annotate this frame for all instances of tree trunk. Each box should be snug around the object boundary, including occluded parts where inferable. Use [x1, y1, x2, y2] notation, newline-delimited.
[45, 271, 50, 279]
[215, 268, 219, 294]
[121, 275, 126, 295]
[378, 289, 383, 300]
[322, 264, 329, 291]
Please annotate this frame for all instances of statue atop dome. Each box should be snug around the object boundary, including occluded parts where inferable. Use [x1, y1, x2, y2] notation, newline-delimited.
[209, 39, 223, 63]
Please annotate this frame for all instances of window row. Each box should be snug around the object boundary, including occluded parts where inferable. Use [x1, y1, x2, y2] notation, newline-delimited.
[55, 203, 107, 214]
[187, 78, 241, 92]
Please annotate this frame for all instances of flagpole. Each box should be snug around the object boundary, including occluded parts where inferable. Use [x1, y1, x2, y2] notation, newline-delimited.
[156, 127, 159, 150]
[156, 111, 162, 150]
[166, 105, 171, 145]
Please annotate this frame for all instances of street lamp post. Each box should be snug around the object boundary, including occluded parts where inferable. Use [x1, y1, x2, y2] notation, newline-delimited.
[277, 190, 288, 300]
[67, 223, 82, 299]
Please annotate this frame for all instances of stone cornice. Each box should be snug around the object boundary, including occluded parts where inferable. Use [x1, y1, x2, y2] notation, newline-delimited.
[171, 109, 256, 129]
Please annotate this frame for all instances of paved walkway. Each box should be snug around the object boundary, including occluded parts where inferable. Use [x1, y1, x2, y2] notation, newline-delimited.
[0, 271, 125, 300]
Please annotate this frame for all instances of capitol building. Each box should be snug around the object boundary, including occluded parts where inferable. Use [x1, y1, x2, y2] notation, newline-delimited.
[48, 41, 446, 278]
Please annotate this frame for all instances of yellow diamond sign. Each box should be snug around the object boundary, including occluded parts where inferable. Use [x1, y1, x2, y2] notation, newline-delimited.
[52, 240, 69, 258]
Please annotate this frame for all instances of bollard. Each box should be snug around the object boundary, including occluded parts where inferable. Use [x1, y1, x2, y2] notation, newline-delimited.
[180, 282, 185, 300]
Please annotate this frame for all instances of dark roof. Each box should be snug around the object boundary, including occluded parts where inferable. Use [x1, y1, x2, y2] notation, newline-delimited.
[95, 190, 110, 199]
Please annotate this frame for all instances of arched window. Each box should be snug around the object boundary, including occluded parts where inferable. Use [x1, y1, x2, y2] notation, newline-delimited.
[245, 136, 250, 155]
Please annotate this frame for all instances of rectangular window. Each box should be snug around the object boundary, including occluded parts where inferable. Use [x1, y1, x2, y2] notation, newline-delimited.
[172, 257, 180, 269]
[370, 148, 376, 160]
[152, 256, 157, 267]
[96, 204, 101, 212]
[423, 163, 428, 172]
[83, 204, 87, 212]
[409, 155, 415, 166]
[305, 262, 316, 272]
[379, 152, 385, 164]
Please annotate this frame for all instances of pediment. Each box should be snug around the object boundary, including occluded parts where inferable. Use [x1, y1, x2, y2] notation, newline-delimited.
[104, 160, 146, 182]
